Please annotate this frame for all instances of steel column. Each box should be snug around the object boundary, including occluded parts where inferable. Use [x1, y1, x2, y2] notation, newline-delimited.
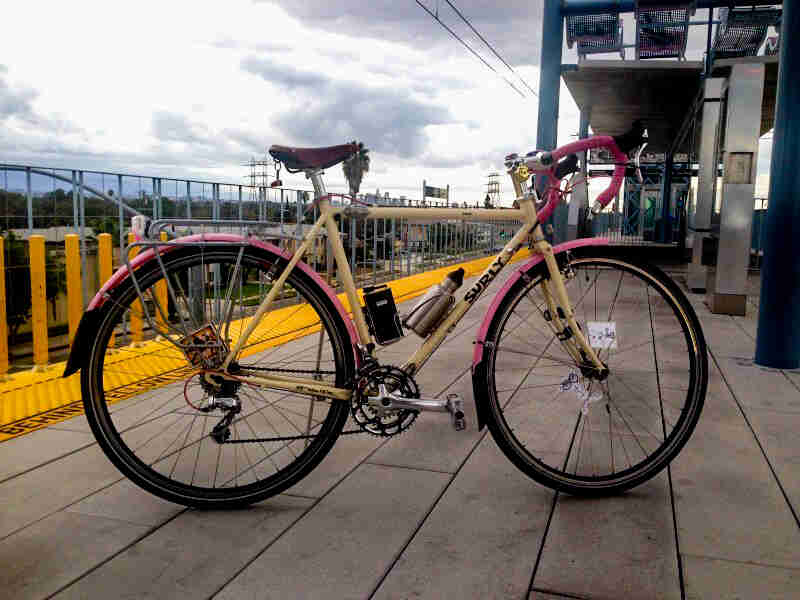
[688, 78, 726, 291]
[658, 153, 674, 243]
[708, 63, 764, 315]
[537, 0, 563, 242]
[756, 0, 800, 369]
[537, 0, 563, 156]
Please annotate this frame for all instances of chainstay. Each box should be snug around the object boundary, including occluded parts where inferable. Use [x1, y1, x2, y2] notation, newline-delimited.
[226, 366, 360, 442]
[239, 365, 337, 376]
[220, 429, 366, 443]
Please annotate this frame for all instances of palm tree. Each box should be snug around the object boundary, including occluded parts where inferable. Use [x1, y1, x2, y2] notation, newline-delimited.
[342, 141, 370, 200]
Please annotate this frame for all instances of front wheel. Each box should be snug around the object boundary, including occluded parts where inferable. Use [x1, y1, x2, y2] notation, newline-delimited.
[478, 248, 707, 495]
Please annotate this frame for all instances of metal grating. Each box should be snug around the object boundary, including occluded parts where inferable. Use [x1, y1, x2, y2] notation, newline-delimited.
[713, 8, 782, 59]
[566, 13, 624, 59]
[636, 8, 690, 59]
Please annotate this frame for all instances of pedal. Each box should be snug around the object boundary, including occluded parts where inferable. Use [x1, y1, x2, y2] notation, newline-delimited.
[446, 393, 466, 431]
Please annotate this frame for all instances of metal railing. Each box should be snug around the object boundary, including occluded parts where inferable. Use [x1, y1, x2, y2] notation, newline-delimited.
[0, 163, 523, 372]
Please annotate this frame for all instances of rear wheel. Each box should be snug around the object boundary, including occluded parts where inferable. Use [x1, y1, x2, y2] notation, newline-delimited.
[82, 245, 355, 508]
[480, 249, 707, 495]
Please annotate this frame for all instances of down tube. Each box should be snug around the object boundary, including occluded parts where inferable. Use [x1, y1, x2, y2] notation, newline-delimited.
[402, 221, 535, 375]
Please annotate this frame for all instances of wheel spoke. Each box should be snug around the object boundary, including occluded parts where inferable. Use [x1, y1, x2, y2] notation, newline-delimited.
[486, 255, 704, 492]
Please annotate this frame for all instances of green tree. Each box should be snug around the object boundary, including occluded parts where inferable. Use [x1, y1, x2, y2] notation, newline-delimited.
[2, 232, 66, 344]
[342, 141, 370, 200]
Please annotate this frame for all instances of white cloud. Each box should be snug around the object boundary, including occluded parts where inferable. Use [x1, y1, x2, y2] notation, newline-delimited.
[0, 0, 582, 205]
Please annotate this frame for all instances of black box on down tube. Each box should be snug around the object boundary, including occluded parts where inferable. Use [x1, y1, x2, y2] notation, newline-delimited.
[362, 284, 404, 345]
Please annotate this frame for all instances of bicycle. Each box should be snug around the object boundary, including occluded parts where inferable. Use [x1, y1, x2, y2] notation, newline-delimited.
[64, 123, 707, 508]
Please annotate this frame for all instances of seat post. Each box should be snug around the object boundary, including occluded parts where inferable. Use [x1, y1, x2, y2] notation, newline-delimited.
[307, 169, 326, 200]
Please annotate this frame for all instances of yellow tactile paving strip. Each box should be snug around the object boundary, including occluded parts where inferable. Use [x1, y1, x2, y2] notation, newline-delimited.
[0, 249, 531, 442]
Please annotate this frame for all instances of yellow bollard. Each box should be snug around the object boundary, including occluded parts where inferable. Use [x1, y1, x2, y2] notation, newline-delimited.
[29, 235, 49, 371]
[64, 234, 83, 349]
[0, 237, 9, 380]
[155, 232, 168, 337]
[126, 232, 144, 345]
[127, 232, 143, 346]
[98, 233, 115, 348]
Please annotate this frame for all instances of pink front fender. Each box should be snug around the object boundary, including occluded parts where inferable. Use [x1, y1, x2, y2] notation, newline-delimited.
[472, 238, 609, 367]
[87, 233, 360, 354]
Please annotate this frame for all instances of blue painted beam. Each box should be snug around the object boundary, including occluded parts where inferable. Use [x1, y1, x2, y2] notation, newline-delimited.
[562, 0, 781, 16]
[537, 0, 563, 241]
[755, 0, 799, 370]
[537, 0, 562, 153]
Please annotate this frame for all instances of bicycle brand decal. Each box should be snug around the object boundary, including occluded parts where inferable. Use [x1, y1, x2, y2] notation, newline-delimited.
[464, 242, 525, 304]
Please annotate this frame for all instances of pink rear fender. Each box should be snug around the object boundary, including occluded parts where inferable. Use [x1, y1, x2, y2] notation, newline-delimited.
[65, 233, 360, 377]
[472, 238, 609, 368]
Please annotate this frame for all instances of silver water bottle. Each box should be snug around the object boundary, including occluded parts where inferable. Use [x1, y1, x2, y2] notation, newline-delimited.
[402, 268, 465, 337]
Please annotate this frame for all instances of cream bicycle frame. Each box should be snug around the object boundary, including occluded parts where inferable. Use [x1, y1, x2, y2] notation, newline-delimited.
[221, 168, 605, 401]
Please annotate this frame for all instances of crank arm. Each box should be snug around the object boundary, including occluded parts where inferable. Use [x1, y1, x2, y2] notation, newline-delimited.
[368, 392, 466, 430]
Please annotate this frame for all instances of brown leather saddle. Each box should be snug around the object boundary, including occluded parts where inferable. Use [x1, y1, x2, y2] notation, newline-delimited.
[268, 143, 357, 172]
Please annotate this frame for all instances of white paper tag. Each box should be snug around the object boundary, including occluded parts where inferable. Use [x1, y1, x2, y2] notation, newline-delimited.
[587, 321, 617, 349]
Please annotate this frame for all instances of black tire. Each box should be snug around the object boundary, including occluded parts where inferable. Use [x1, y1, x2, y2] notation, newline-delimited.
[82, 245, 355, 508]
[479, 248, 707, 495]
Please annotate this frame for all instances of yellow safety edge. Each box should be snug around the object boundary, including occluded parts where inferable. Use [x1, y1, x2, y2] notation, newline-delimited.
[0, 248, 531, 442]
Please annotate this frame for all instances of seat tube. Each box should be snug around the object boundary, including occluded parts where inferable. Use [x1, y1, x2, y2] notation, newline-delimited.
[314, 186, 372, 346]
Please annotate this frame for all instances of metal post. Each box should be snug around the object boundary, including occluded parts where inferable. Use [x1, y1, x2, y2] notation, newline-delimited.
[186, 181, 192, 218]
[0, 237, 8, 379]
[350, 217, 356, 279]
[154, 178, 161, 220]
[238, 185, 243, 220]
[373, 218, 378, 284]
[659, 153, 674, 243]
[390, 217, 395, 276]
[212, 183, 220, 220]
[756, 0, 800, 369]
[71, 171, 79, 233]
[118, 174, 124, 256]
[25, 167, 32, 233]
[296, 190, 302, 244]
[78, 172, 88, 307]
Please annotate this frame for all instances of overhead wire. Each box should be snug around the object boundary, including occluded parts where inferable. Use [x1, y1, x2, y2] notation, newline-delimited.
[414, 0, 526, 99]
[443, 0, 538, 97]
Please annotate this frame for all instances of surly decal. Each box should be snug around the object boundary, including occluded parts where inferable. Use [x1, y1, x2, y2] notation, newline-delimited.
[464, 243, 523, 304]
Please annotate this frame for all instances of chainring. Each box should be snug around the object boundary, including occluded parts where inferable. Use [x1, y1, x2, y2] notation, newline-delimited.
[351, 364, 419, 437]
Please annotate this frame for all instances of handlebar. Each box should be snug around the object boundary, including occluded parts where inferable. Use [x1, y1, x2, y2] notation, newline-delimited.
[524, 121, 646, 223]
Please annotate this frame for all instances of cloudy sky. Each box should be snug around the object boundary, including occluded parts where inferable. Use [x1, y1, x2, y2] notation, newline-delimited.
[0, 1, 774, 204]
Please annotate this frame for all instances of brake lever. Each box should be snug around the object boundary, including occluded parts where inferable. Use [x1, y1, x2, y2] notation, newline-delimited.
[634, 141, 648, 184]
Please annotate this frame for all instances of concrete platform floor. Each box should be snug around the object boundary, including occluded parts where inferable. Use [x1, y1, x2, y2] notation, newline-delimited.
[1, 267, 798, 599]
